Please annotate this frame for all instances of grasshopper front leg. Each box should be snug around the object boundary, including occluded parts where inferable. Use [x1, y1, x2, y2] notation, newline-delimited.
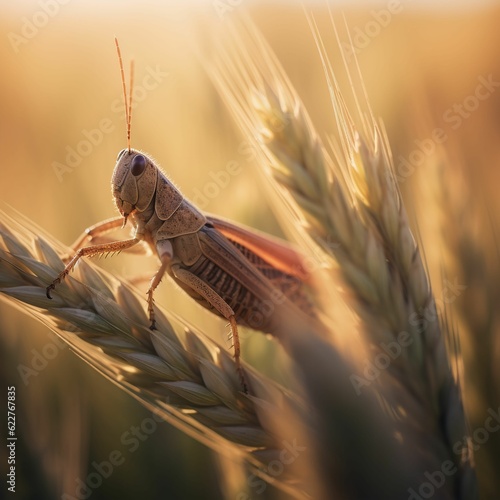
[46, 238, 140, 298]
[171, 264, 248, 393]
[70, 216, 125, 252]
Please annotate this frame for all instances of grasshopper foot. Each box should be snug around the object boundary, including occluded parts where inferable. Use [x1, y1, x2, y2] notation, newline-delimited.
[237, 367, 248, 394]
[46, 283, 56, 299]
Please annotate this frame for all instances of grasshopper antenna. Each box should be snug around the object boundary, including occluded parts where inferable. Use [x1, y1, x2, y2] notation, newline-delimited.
[114, 37, 134, 153]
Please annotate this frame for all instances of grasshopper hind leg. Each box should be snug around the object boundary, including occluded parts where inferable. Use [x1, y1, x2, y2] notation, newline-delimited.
[171, 265, 248, 393]
[227, 316, 247, 393]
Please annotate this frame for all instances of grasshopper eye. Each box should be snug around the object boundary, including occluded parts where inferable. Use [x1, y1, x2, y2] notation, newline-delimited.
[131, 155, 146, 176]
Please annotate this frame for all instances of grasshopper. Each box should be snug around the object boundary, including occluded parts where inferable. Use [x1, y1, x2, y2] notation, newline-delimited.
[46, 40, 318, 392]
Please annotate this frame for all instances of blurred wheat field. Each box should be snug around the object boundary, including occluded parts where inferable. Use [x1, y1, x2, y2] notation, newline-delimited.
[1, 1, 499, 499]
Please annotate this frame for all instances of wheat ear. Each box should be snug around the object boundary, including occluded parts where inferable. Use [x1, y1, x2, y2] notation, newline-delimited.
[208, 16, 476, 499]
[422, 151, 500, 498]
[0, 209, 320, 499]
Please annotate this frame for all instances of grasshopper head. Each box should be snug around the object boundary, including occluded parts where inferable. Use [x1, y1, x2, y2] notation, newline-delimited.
[111, 148, 158, 222]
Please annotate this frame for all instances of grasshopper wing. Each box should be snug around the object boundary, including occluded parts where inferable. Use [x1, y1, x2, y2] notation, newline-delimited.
[198, 221, 317, 332]
[207, 215, 310, 283]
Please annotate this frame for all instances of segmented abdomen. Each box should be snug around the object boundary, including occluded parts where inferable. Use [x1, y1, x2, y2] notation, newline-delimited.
[229, 240, 316, 319]
[187, 255, 270, 331]
[182, 232, 316, 333]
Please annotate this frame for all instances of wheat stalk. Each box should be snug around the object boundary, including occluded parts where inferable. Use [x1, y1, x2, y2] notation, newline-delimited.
[0, 206, 427, 498]
[420, 150, 500, 498]
[208, 15, 477, 499]
[0, 209, 321, 499]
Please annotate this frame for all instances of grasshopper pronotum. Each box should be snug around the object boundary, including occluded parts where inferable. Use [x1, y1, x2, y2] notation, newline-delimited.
[46, 40, 318, 392]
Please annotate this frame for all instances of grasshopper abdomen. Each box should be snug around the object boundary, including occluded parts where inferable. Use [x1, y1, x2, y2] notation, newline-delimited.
[172, 224, 316, 335]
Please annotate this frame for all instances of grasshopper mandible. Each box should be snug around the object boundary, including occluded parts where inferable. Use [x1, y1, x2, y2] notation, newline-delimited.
[46, 40, 318, 392]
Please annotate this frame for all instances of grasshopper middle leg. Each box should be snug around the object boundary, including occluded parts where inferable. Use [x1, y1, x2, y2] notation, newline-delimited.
[145, 258, 171, 331]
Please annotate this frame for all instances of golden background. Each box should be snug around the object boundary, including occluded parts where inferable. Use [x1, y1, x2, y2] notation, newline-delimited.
[1, 1, 499, 498]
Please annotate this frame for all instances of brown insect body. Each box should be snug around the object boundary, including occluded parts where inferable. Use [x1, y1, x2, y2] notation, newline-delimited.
[113, 147, 315, 336]
[46, 41, 319, 392]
